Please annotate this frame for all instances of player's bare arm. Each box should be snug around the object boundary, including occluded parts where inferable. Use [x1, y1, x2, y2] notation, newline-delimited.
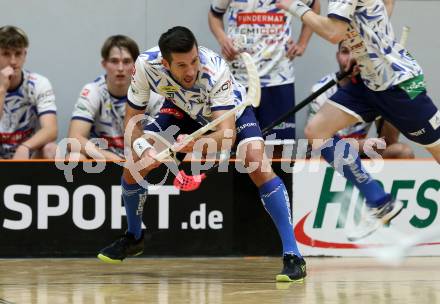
[68, 120, 122, 161]
[125, 102, 161, 170]
[277, 0, 348, 44]
[383, 0, 395, 16]
[378, 120, 400, 146]
[287, 0, 321, 59]
[13, 113, 57, 159]
[208, 10, 239, 61]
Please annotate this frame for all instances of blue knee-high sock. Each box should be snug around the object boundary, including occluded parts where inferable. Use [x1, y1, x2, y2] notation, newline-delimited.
[121, 177, 147, 240]
[259, 176, 301, 257]
[320, 135, 390, 207]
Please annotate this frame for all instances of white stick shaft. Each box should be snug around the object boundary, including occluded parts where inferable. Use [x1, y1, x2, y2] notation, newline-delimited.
[154, 52, 260, 162]
[154, 101, 248, 161]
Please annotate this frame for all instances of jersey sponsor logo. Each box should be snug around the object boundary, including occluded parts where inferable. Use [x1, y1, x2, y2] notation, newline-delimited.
[429, 111, 440, 131]
[81, 88, 90, 97]
[160, 107, 184, 119]
[0, 129, 33, 145]
[158, 86, 179, 94]
[398, 74, 427, 99]
[237, 27, 284, 36]
[214, 80, 231, 95]
[37, 89, 54, 99]
[237, 13, 285, 26]
[236, 122, 257, 134]
[273, 122, 295, 130]
[101, 135, 124, 149]
[409, 128, 426, 137]
[329, 0, 354, 4]
[130, 86, 139, 95]
[265, 38, 280, 45]
[230, 0, 248, 10]
[76, 104, 88, 112]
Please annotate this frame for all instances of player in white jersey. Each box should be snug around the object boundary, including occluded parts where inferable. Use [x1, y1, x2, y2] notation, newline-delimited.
[98, 26, 306, 282]
[0, 26, 58, 159]
[309, 42, 414, 159]
[277, 0, 440, 240]
[68, 35, 164, 160]
[208, 0, 320, 148]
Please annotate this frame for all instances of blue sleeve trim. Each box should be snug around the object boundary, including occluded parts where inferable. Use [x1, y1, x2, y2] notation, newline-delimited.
[37, 110, 57, 117]
[71, 116, 94, 123]
[328, 13, 351, 24]
[211, 105, 235, 111]
[127, 99, 147, 111]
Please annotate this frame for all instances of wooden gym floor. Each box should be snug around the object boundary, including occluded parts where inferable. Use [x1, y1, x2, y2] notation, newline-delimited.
[0, 257, 439, 304]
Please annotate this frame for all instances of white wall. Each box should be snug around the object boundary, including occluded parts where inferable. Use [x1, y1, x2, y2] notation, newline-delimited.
[1, 0, 438, 157]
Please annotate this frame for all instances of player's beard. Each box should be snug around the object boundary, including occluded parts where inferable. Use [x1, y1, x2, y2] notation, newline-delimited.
[180, 72, 198, 89]
[182, 78, 194, 89]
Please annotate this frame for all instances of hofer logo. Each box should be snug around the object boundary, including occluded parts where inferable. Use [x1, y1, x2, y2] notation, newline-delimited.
[294, 167, 440, 249]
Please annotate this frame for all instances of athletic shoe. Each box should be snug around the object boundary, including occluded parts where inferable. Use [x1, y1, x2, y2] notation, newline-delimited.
[97, 231, 144, 264]
[276, 254, 306, 282]
[347, 200, 404, 242]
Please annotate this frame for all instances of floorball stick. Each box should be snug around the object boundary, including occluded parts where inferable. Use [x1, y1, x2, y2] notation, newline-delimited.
[154, 52, 261, 162]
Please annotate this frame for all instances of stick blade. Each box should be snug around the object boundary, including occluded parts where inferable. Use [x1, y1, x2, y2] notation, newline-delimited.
[173, 170, 206, 191]
[240, 52, 261, 108]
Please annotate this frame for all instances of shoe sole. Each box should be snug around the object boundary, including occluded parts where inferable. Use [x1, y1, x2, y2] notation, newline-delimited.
[275, 274, 305, 283]
[347, 201, 404, 242]
[97, 251, 144, 264]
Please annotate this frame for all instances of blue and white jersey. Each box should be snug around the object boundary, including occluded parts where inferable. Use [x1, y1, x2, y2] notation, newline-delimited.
[211, 0, 314, 87]
[72, 75, 164, 157]
[128, 46, 246, 125]
[309, 73, 372, 139]
[0, 70, 57, 158]
[328, 0, 422, 91]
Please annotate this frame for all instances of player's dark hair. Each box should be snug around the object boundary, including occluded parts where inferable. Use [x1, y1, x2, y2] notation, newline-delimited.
[101, 35, 140, 61]
[0, 25, 29, 49]
[158, 26, 198, 63]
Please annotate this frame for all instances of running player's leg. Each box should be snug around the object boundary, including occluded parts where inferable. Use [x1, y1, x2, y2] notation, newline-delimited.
[236, 107, 305, 282]
[305, 80, 402, 240]
[376, 85, 440, 163]
[381, 143, 415, 159]
[426, 144, 440, 162]
[98, 101, 190, 263]
[305, 81, 394, 208]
